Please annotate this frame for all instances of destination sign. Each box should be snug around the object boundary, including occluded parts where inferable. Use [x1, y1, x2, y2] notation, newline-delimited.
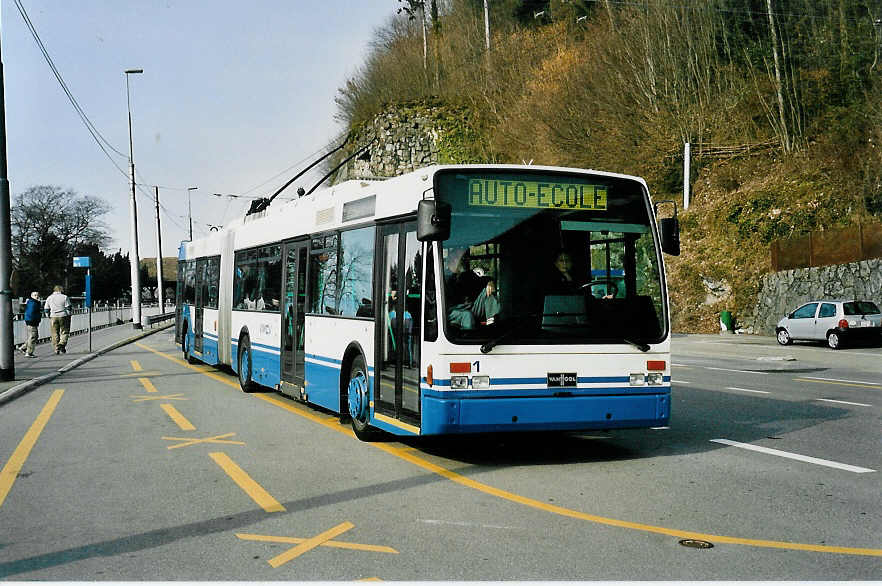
[467, 178, 607, 211]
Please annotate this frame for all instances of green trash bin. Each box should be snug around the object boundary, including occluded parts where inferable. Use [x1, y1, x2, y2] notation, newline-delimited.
[720, 310, 734, 333]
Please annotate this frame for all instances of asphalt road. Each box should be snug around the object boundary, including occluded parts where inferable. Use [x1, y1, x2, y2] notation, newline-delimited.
[0, 330, 879, 580]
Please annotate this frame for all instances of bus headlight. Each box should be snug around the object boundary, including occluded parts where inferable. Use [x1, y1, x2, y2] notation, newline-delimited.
[629, 373, 646, 386]
[647, 372, 664, 386]
[472, 375, 490, 389]
[450, 375, 469, 390]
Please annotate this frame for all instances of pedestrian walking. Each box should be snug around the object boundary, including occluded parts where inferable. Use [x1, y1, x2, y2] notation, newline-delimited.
[46, 285, 72, 354]
[20, 291, 42, 357]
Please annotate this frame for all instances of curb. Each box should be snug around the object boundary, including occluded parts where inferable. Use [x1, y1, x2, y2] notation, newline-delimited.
[0, 322, 174, 407]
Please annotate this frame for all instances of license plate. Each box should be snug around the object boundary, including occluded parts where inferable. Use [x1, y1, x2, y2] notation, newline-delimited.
[860, 320, 871, 327]
[547, 373, 578, 388]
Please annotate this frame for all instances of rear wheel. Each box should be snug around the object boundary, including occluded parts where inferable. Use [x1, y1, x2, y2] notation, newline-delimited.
[827, 332, 841, 350]
[347, 355, 381, 441]
[776, 328, 792, 346]
[238, 336, 256, 392]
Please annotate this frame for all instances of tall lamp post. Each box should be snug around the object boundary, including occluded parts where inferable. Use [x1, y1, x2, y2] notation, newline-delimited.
[187, 186, 197, 241]
[0, 30, 14, 380]
[125, 68, 143, 329]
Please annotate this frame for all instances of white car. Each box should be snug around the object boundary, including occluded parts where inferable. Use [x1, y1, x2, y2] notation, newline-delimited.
[776, 300, 882, 349]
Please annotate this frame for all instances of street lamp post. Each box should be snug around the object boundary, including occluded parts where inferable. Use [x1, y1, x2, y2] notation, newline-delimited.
[187, 186, 197, 241]
[125, 68, 143, 329]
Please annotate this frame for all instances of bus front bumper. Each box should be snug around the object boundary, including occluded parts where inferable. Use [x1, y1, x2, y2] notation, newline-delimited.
[420, 392, 670, 435]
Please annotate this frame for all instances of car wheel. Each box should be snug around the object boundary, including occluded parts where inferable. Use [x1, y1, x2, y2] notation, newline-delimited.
[776, 328, 792, 346]
[347, 355, 381, 441]
[827, 332, 841, 350]
[238, 335, 256, 392]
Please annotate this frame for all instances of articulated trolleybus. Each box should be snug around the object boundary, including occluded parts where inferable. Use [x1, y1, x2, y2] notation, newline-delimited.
[177, 164, 680, 441]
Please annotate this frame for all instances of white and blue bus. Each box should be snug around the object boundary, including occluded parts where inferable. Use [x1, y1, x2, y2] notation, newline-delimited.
[176, 164, 680, 440]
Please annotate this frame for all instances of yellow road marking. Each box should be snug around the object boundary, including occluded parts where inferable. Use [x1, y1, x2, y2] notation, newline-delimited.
[793, 378, 881, 389]
[237, 529, 398, 555]
[139, 343, 882, 558]
[131, 393, 187, 403]
[130, 360, 142, 371]
[160, 404, 196, 431]
[267, 522, 354, 568]
[0, 390, 64, 508]
[139, 377, 159, 393]
[209, 452, 285, 513]
[163, 432, 244, 450]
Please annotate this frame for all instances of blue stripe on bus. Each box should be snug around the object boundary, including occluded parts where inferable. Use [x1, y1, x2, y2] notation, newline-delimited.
[423, 375, 670, 387]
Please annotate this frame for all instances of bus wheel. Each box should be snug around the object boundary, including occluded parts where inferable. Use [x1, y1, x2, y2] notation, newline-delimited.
[238, 336, 256, 392]
[182, 324, 196, 364]
[347, 355, 380, 441]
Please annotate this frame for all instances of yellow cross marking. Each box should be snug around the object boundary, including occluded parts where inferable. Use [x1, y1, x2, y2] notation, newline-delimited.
[131, 393, 187, 403]
[130, 360, 143, 371]
[236, 522, 398, 568]
[162, 432, 244, 450]
[122, 370, 163, 378]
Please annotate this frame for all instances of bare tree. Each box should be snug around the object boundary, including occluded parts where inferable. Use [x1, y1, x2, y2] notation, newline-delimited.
[11, 185, 111, 294]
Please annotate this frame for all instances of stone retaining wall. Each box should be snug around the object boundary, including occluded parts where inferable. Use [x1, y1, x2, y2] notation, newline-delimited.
[752, 258, 882, 334]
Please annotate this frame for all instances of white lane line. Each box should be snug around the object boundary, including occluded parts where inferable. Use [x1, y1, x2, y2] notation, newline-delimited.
[800, 376, 881, 387]
[675, 380, 691, 384]
[710, 439, 876, 473]
[817, 398, 873, 407]
[704, 366, 758, 375]
[726, 387, 770, 394]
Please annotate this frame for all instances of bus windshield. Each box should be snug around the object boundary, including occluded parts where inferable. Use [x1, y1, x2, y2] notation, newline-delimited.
[435, 169, 667, 346]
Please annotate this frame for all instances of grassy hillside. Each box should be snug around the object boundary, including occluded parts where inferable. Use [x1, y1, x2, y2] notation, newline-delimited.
[334, 0, 882, 332]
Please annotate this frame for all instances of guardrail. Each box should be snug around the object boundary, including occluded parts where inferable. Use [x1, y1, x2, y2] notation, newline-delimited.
[12, 305, 173, 347]
[141, 311, 175, 327]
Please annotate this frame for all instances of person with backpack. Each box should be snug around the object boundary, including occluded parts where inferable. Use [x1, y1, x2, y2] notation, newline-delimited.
[20, 291, 42, 357]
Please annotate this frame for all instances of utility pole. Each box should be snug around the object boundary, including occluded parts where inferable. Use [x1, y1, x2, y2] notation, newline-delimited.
[154, 186, 164, 312]
[683, 142, 691, 210]
[0, 28, 14, 380]
[125, 68, 144, 329]
[483, 0, 490, 51]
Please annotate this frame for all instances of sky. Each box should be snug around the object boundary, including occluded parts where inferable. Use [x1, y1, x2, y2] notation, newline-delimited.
[1, 0, 400, 259]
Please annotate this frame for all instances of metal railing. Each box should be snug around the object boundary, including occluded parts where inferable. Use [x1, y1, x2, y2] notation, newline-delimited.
[12, 303, 173, 346]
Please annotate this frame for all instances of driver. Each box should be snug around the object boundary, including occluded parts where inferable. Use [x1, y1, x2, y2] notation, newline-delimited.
[549, 250, 582, 293]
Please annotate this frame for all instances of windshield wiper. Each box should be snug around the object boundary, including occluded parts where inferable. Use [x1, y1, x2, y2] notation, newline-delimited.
[621, 338, 651, 352]
[479, 314, 539, 354]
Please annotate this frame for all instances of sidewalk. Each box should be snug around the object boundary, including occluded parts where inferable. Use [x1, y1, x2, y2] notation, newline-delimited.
[0, 320, 174, 406]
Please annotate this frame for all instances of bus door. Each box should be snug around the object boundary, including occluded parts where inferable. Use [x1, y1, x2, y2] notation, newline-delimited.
[194, 258, 207, 353]
[376, 222, 422, 429]
[280, 239, 309, 396]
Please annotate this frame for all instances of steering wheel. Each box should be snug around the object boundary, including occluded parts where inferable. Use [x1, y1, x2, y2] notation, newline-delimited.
[582, 279, 619, 299]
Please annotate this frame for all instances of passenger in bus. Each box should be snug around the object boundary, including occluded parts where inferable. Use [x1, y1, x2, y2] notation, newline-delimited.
[444, 248, 499, 329]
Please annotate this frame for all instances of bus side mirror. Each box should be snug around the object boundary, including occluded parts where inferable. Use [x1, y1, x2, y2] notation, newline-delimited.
[659, 217, 680, 256]
[417, 200, 451, 242]
[654, 199, 680, 256]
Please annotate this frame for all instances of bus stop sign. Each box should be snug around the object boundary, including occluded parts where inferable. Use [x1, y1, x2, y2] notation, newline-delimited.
[73, 256, 91, 268]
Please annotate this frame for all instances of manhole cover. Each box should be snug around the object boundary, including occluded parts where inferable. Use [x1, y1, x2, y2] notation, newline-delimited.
[678, 538, 714, 549]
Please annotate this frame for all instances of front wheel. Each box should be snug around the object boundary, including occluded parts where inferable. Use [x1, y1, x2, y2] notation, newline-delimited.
[238, 336, 256, 392]
[776, 328, 792, 346]
[827, 332, 841, 350]
[347, 355, 381, 441]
